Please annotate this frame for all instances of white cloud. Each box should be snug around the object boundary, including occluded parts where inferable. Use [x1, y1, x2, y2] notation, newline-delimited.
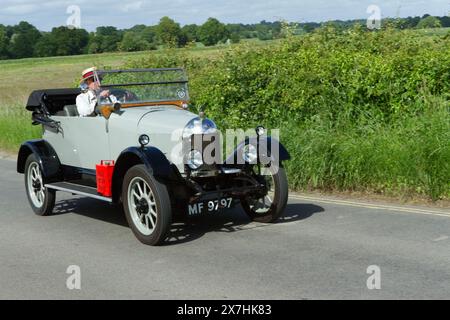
[1, 4, 39, 15]
[0, 0, 448, 30]
[121, 1, 143, 13]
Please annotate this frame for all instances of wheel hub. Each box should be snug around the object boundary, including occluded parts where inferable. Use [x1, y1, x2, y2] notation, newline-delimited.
[32, 180, 41, 191]
[136, 198, 149, 215]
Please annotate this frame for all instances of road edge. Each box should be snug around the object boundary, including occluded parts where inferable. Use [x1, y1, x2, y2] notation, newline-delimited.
[1, 153, 448, 210]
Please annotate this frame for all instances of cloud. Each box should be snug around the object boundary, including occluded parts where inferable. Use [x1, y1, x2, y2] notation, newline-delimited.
[1, 4, 39, 15]
[0, 0, 448, 30]
[120, 1, 143, 13]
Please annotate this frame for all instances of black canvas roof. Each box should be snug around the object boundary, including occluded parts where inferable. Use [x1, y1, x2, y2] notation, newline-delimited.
[26, 88, 81, 112]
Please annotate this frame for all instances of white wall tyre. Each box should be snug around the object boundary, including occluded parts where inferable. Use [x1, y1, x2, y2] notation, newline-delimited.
[241, 166, 288, 223]
[24, 154, 56, 216]
[122, 164, 172, 246]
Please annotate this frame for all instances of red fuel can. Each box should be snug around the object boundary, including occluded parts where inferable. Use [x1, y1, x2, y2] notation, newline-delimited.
[96, 160, 115, 197]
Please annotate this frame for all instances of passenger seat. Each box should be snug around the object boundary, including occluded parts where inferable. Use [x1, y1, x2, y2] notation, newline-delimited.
[63, 104, 79, 117]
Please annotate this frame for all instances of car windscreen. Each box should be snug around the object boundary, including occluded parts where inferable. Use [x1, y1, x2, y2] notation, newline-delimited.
[97, 69, 189, 105]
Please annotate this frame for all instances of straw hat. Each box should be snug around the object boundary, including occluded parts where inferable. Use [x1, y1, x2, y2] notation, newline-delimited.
[80, 67, 97, 83]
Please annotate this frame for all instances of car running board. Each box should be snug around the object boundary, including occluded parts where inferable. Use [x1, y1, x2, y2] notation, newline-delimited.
[45, 182, 112, 203]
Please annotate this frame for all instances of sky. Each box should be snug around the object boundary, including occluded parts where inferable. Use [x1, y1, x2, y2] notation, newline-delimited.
[0, 0, 448, 31]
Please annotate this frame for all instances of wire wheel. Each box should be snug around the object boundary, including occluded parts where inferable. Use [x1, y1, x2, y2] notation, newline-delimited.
[241, 166, 288, 223]
[27, 162, 45, 208]
[122, 164, 172, 245]
[127, 177, 158, 236]
[248, 173, 276, 214]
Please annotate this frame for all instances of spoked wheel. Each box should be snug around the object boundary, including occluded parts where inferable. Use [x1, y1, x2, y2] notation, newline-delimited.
[122, 165, 172, 246]
[241, 166, 288, 223]
[24, 154, 55, 216]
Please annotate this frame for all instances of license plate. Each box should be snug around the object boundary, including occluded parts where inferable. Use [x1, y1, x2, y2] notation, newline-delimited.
[188, 198, 234, 216]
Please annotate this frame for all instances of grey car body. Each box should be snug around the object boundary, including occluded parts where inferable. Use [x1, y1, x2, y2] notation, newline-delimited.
[17, 68, 291, 245]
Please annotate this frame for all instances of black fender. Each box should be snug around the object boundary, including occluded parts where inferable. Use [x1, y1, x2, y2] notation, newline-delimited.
[225, 136, 291, 166]
[111, 146, 181, 203]
[17, 140, 61, 181]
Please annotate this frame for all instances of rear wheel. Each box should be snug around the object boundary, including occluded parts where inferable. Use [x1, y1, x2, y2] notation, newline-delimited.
[24, 154, 56, 216]
[122, 165, 172, 246]
[241, 166, 288, 223]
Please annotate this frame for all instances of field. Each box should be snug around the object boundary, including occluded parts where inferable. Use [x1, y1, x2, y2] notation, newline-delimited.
[0, 27, 449, 201]
[0, 45, 229, 151]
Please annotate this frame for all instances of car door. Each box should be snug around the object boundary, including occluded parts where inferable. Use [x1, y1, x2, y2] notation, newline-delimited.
[44, 116, 110, 170]
[70, 117, 111, 170]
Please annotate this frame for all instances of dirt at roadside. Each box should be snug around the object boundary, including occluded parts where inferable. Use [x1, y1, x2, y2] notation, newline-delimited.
[291, 190, 450, 210]
[0, 150, 15, 160]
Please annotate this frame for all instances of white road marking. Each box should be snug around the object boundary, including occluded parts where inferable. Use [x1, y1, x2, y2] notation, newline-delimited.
[289, 195, 450, 218]
[433, 236, 449, 242]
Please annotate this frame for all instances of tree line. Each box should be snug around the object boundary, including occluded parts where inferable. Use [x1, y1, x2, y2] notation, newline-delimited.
[0, 14, 448, 60]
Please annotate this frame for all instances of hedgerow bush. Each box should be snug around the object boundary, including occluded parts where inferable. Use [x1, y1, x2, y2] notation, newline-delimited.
[128, 26, 450, 200]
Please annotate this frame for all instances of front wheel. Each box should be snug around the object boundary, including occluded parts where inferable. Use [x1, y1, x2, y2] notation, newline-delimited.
[24, 154, 56, 216]
[241, 166, 288, 223]
[122, 165, 172, 246]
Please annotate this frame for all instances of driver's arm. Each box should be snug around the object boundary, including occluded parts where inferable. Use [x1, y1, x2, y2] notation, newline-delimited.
[100, 90, 118, 104]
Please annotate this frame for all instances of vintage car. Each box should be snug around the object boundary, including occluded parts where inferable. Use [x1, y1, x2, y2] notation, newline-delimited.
[17, 68, 290, 245]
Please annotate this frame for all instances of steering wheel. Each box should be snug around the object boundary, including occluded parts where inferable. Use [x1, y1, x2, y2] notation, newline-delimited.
[109, 89, 139, 103]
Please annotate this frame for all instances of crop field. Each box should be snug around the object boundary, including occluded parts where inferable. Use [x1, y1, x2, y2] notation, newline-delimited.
[0, 27, 449, 200]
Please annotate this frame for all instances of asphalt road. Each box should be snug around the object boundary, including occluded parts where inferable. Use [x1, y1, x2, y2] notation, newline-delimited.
[0, 158, 449, 300]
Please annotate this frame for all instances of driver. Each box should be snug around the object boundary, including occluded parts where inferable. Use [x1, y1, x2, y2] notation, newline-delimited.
[76, 67, 117, 117]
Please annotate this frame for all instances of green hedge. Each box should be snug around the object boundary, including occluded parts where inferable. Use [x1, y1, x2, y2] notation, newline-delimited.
[128, 26, 450, 200]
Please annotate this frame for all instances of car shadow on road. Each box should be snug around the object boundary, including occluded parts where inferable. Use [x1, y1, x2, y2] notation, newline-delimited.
[165, 202, 324, 245]
[51, 197, 324, 245]
[52, 198, 129, 227]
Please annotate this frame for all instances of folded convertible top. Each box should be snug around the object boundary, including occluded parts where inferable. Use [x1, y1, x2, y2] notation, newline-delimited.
[26, 88, 81, 111]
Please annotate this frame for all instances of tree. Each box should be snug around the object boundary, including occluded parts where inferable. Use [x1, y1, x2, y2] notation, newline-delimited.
[417, 16, 442, 29]
[156, 17, 183, 47]
[0, 25, 9, 59]
[34, 33, 57, 57]
[119, 32, 151, 52]
[230, 33, 241, 44]
[141, 26, 157, 45]
[88, 26, 122, 53]
[182, 24, 199, 42]
[8, 21, 41, 59]
[34, 27, 89, 57]
[198, 18, 230, 46]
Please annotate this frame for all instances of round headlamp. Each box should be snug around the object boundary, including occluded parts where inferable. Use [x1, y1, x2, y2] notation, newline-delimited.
[182, 117, 217, 139]
[243, 144, 258, 164]
[139, 134, 150, 147]
[187, 149, 203, 170]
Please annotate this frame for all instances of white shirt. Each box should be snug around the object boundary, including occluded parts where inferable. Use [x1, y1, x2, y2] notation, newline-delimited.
[76, 90, 119, 117]
[76, 90, 97, 117]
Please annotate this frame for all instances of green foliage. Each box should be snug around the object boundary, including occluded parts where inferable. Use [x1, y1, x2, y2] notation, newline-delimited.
[34, 27, 89, 57]
[119, 32, 153, 52]
[1, 16, 449, 60]
[156, 17, 185, 48]
[7, 21, 41, 59]
[131, 26, 450, 200]
[182, 24, 200, 43]
[0, 26, 8, 59]
[88, 26, 123, 53]
[417, 16, 442, 29]
[198, 18, 230, 46]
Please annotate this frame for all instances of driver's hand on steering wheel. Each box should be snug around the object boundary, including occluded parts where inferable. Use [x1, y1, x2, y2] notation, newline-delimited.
[100, 90, 110, 98]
